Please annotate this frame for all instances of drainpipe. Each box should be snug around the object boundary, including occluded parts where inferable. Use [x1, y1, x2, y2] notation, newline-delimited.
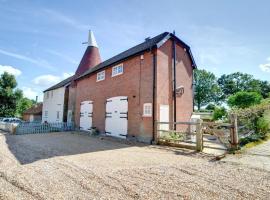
[172, 32, 177, 130]
[152, 50, 157, 143]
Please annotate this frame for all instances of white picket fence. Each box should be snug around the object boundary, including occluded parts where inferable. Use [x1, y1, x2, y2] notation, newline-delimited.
[0, 121, 75, 135]
[15, 122, 75, 135]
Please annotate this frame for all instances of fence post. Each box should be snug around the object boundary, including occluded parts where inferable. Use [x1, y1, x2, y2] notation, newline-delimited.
[230, 113, 239, 149]
[196, 119, 203, 151]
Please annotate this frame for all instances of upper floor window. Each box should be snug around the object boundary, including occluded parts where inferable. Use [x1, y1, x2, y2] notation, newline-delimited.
[143, 103, 152, 117]
[46, 92, 49, 99]
[56, 111, 60, 120]
[44, 111, 48, 118]
[51, 90, 53, 98]
[112, 64, 123, 77]
[97, 70, 105, 81]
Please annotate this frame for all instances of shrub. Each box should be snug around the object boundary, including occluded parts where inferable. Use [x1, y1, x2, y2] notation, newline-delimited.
[212, 107, 227, 121]
[228, 91, 262, 109]
[257, 116, 270, 137]
[205, 103, 216, 111]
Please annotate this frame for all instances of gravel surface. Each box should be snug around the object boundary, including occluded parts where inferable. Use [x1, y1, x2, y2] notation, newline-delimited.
[0, 131, 269, 200]
[224, 139, 270, 171]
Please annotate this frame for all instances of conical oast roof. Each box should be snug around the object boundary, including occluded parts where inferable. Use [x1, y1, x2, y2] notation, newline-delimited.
[75, 30, 101, 76]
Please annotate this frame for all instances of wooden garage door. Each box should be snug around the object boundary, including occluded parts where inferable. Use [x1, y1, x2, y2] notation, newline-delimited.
[105, 96, 128, 138]
[80, 101, 93, 131]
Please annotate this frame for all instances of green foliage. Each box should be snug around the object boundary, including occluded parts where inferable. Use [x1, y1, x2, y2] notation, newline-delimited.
[194, 69, 222, 110]
[212, 107, 227, 120]
[205, 103, 216, 111]
[16, 97, 35, 117]
[0, 72, 22, 117]
[232, 100, 270, 146]
[228, 91, 262, 108]
[160, 131, 185, 141]
[218, 72, 270, 100]
[256, 117, 269, 137]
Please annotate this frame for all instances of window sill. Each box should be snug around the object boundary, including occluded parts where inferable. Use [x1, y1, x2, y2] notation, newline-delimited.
[111, 72, 123, 77]
[142, 115, 152, 117]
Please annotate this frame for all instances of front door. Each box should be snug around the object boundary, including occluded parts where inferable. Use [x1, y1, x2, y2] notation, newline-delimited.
[160, 105, 169, 131]
[79, 101, 93, 131]
[105, 96, 128, 138]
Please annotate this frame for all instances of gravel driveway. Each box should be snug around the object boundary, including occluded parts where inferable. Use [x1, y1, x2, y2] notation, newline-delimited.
[0, 131, 269, 200]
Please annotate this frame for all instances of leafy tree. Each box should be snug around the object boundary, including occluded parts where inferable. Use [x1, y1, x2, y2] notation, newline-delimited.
[227, 91, 262, 108]
[258, 80, 270, 98]
[217, 72, 268, 100]
[0, 72, 22, 117]
[16, 97, 35, 117]
[194, 69, 222, 110]
[212, 107, 227, 121]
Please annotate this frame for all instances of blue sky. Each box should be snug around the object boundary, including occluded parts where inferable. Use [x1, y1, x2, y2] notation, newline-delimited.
[0, 0, 270, 100]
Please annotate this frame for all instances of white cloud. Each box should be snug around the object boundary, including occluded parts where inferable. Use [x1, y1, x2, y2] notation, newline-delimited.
[0, 65, 22, 77]
[0, 49, 55, 70]
[33, 72, 74, 87]
[43, 9, 89, 31]
[260, 63, 270, 72]
[21, 87, 43, 101]
[259, 57, 270, 73]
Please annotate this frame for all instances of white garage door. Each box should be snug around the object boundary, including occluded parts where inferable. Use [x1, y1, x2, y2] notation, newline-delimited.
[105, 96, 128, 138]
[80, 100, 93, 131]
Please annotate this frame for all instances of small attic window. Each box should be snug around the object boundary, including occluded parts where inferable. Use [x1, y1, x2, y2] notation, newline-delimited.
[97, 70, 105, 81]
[112, 64, 123, 77]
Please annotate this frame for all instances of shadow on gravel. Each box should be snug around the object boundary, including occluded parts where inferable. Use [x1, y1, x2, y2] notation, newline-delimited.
[4, 132, 137, 165]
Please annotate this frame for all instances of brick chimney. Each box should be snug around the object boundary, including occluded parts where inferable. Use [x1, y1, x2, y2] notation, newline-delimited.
[75, 30, 101, 76]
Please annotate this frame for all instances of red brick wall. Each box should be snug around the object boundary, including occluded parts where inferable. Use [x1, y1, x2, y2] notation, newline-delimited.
[156, 39, 194, 130]
[75, 51, 154, 142]
[75, 39, 194, 142]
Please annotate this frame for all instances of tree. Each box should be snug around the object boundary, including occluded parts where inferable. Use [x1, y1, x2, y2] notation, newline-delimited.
[194, 69, 222, 110]
[258, 80, 270, 98]
[227, 91, 262, 108]
[212, 107, 227, 121]
[0, 72, 22, 117]
[217, 72, 265, 100]
[16, 97, 35, 117]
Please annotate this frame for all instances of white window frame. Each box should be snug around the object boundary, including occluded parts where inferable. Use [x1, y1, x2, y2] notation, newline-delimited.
[56, 111, 60, 120]
[112, 64, 123, 77]
[143, 103, 152, 117]
[97, 70, 105, 81]
[44, 111, 48, 118]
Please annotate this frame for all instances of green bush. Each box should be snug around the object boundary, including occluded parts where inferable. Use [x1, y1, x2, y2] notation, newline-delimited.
[212, 107, 227, 121]
[257, 117, 269, 137]
[205, 103, 216, 111]
[228, 91, 262, 109]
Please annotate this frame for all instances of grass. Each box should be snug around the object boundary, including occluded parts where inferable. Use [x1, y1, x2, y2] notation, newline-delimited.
[244, 133, 270, 149]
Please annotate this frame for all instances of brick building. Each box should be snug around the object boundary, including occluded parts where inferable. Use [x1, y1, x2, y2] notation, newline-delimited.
[43, 31, 196, 143]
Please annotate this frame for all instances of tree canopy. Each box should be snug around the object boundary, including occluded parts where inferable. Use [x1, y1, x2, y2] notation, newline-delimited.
[194, 69, 222, 110]
[16, 97, 35, 117]
[217, 72, 270, 100]
[0, 72, 22, 117]
[227, 91, 262, 109]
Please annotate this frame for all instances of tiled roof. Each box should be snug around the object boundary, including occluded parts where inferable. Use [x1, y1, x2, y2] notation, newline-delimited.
[23, 103, 43, 115]
[43, 75, 74, 92]
[44, 31, 196, 92]
[76, 32, 196, 80]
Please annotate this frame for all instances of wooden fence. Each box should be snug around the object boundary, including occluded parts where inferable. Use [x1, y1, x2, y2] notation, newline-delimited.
[156, 115, 239, 151]
[15, 122, 75, 135]
[156, 119, 203, 151]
